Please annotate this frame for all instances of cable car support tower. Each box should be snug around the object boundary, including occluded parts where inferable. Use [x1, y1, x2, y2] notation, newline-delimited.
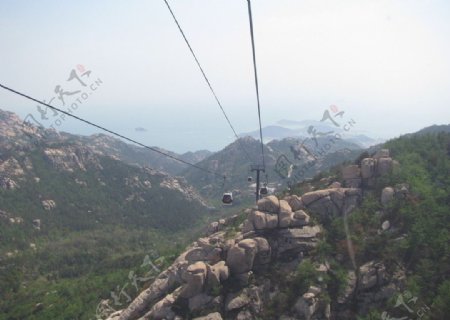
[250, 164, 265, 202]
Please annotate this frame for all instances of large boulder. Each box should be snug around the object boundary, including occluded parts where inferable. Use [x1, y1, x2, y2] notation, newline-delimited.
[206, 264, 220, 289]
[117, 265, 181, 320]
[225, 286, 263, 313]
[197, 237, 215, 251]
[225, 290, 250, 312]
[361, 158, 376, 179]
[276, 226, 321, 256]
[249, 211, 267, 230]
[206, 248, 222, 265]
[180, 262, 208, 298]
[359, 261, 387, 291]
[279, 200, 292, 214]
[143, 287, 182, 320]
[257, 196, 292, 214]
[184, 248, 208, 263]
[381, 187, 395, 207]
[342, 165, 362, 187]
[373, 149, 390, 159]
[279, 209, 294, 228]
[302, 188, 361, 218]
[294, 293, 319, 320]
[265, 213, 279, 229]
[284, 195, 305, 211]
[291, 210, 310, 227]
[303, 192, 333, 217]
[301, 190, 329, 206]
[278, 209, 310, 228]
[377, 158, 393, 176]
[226, 239, 258, 274]
[257, 195, 280, 213]
[207, 261, 229, 288]
[253, 237, 271, 265]
[279, 226, 321, 240]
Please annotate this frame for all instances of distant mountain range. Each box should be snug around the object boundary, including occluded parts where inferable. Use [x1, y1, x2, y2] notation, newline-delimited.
[182, 135, 364, 199]
[240, 119, 385, 148]
[0, 109, 370, 206]
[77, 134, 211, 176]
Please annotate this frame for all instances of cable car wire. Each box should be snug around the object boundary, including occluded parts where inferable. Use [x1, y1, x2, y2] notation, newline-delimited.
[0, 83, 225, 179]
[246, 0, 266, 170]
[162, 0, 254, 164]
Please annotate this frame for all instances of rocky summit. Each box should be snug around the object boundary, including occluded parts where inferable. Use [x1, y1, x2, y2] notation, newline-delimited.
[104, 149, 416, 320]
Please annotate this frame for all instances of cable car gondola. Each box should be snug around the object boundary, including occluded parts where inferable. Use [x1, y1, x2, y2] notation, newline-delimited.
[260, 186, 268, 195]
[222, 192, 233, 205]
[248, 176, 252, 182]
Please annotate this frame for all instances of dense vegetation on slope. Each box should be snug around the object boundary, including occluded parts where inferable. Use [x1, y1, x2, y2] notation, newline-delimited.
[288, 132, 450, 319]
[0, 147, 208, 319]
[0, 115, 213, 319]
[381, 132, 450, 318]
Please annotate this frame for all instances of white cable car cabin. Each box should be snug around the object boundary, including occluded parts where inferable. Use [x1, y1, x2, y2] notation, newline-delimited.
[222, 192, 233, 205]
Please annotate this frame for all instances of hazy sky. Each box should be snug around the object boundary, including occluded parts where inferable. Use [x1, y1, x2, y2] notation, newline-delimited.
[1, 0, 449, 152]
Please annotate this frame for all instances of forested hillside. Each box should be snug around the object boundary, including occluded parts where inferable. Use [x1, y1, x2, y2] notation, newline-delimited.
[0, 109, 211, 319]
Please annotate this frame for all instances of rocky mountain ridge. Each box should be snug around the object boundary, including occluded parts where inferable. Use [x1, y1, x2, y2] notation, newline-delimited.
[0, 108, 363, 203]
[0, 108, 211, 176]
[182, 136, 363, 200]
[0, 108, 206, 206]
[105, 149, 412, 320]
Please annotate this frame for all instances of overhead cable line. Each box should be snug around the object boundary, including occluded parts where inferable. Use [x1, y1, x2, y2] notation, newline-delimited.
[246, 0, 266, 169]
[0, 83, 225, 179]
[162, 0, 254, 164]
